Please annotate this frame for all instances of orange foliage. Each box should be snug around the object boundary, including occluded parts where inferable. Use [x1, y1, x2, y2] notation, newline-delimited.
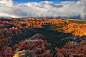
[63, 23, 86, 37]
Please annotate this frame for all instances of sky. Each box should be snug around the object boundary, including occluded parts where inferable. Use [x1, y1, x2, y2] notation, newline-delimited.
[13, 0, 77, 4]
[0, 0, 86, 19]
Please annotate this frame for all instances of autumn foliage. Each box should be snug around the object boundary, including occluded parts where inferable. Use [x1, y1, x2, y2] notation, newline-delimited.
[55, 40, 86, 57]
[0, 34, 53, 57]
[0, 17, 86, 57]
[63, 23, 86, 37]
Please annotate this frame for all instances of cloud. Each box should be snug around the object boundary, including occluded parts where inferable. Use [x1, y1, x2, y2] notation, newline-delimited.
[41, 1, 53, 5]
[0, 0, 86, 19]
[0, 0, 18, 7]
[53, 4, 63, 7]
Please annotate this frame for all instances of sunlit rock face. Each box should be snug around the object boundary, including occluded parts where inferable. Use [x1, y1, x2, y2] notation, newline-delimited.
[13, 50, 36, 57]
[0, 0, 86, 19]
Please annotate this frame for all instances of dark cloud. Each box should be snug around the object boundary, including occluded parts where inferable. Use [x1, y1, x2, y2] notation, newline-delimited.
[53, 4, 63, 7]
